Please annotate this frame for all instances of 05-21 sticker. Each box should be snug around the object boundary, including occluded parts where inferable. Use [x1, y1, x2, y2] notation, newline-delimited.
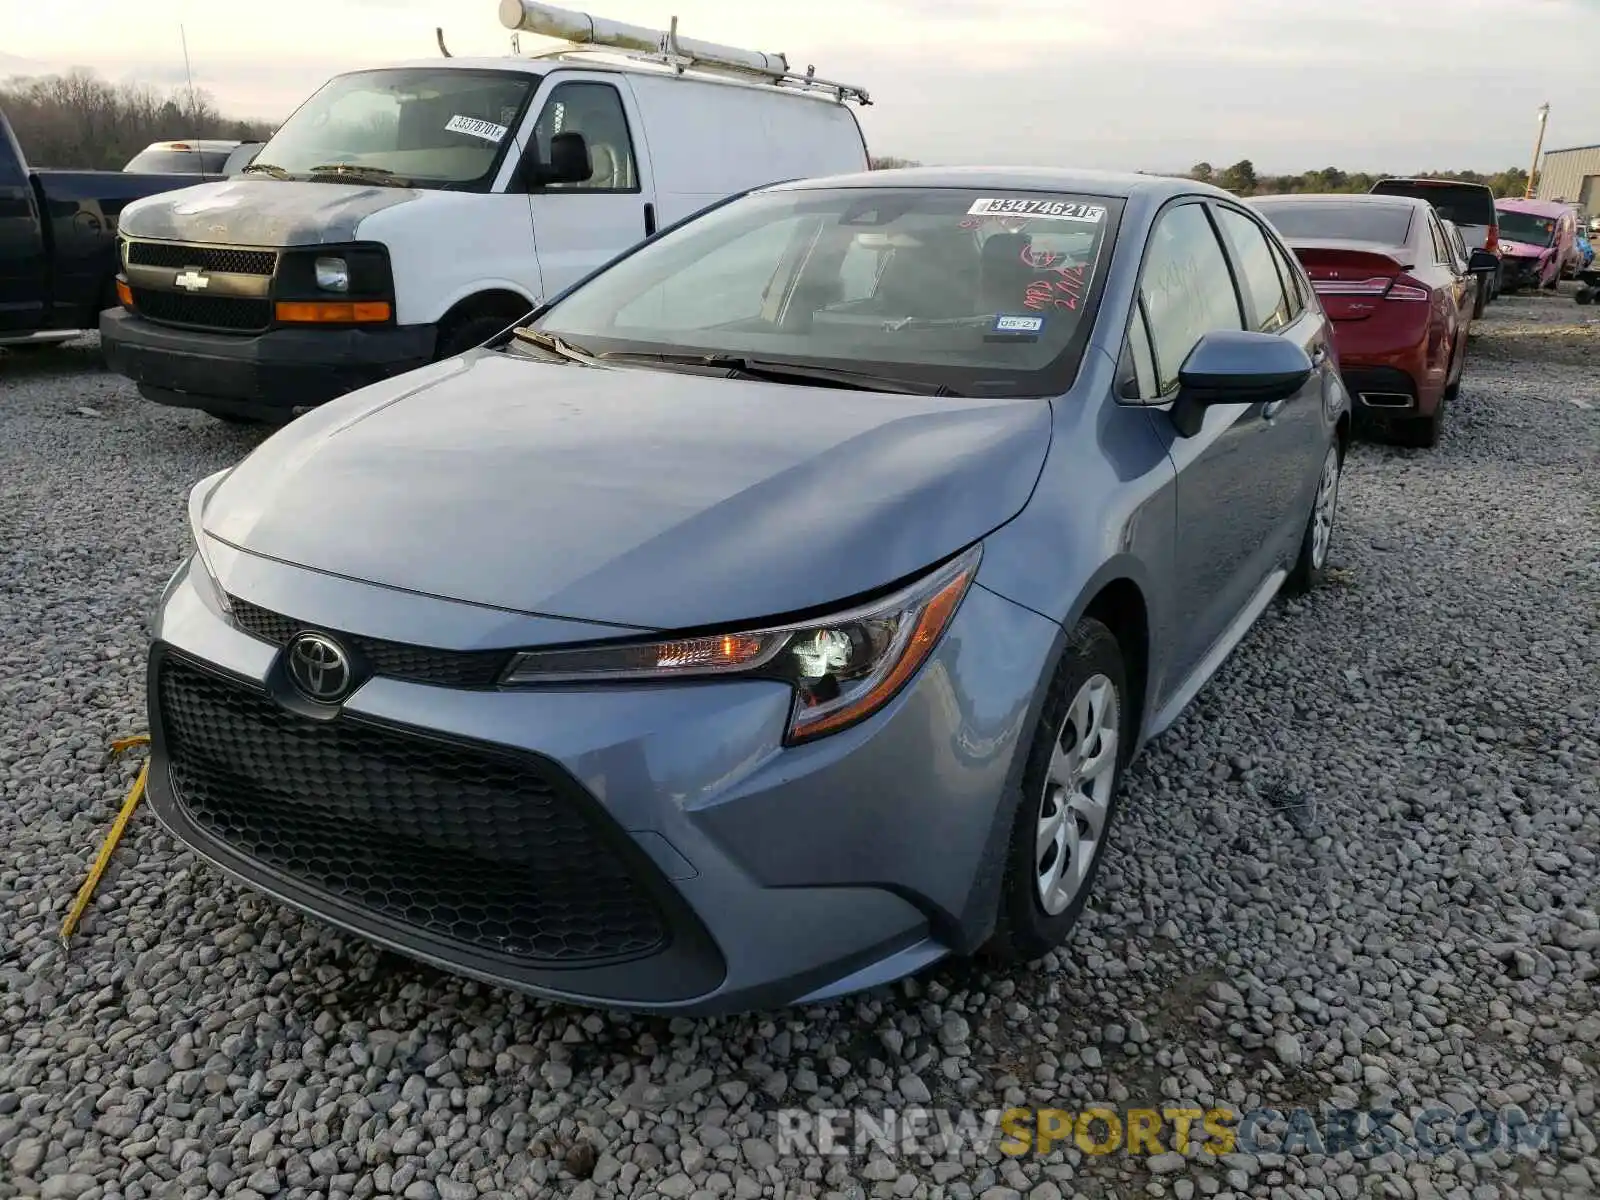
[968, 197, 1107, 223]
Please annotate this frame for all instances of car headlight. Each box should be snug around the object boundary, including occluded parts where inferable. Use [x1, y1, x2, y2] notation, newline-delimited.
[186, 468, 234, 615]
[314, 256, 350, 292]
[502, 545, 982, 744]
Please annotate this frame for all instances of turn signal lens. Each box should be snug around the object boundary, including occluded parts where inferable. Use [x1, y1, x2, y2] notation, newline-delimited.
[115, 279, 133, 308]
[274, 300, 391, 324]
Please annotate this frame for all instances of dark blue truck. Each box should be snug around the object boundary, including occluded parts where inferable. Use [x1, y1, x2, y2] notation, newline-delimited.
[1, 105, 195, 350]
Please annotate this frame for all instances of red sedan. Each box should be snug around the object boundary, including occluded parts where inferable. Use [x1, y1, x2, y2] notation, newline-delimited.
[1248, 194, 1475, 448]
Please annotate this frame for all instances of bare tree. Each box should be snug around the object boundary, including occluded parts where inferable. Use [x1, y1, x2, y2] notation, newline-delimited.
[0, 68, 274, 169]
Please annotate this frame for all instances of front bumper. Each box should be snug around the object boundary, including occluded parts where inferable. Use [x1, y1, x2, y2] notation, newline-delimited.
[100, 307, 434, 422]
[1500, 256, 1548, 289]
[145, 549, 1058, 1014]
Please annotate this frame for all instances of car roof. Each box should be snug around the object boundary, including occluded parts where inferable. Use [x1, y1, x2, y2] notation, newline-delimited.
[769, 165, 1236, 200]
[1496, 197, 1570, 217]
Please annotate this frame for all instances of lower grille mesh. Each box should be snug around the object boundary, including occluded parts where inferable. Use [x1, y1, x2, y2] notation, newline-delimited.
[158, 656, 669, 964]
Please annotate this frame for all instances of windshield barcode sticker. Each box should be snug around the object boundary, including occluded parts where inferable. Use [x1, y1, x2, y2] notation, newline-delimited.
[968, 198, 1107, 223]
[445, 114, 510, 144]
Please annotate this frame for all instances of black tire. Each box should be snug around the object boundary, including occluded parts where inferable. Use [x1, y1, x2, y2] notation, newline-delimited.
[435, 310, 525, 360]
[1285, 439, 1342, 596]
[984, 618, 1129, 963]
[1578, 287, 1594, 306]
[1394, 400, 1444, 449]
[1472, 280, 1487, 320]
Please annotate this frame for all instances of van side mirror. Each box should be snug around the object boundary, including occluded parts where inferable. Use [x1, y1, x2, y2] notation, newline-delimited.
[1169, 330, 1312, 438]
[1468, 249, 1498, 274]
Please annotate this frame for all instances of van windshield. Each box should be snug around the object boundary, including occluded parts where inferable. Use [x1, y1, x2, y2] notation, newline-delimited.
[251, 68, 538, 189]
[1496, 210, 1558, 246]
[528, 186, 1122, 398]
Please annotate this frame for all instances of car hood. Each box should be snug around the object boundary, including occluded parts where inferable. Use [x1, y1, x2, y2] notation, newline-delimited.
[117, 178, 422, 246]
[201, 353, 1053, 631]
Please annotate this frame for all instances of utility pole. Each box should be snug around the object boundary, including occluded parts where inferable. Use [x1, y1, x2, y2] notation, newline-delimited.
[1526, 103, 1550, 199]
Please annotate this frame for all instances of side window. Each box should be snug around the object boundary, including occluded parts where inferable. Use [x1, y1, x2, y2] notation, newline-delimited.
[1139, 203, 1245, 394]
[1213, 207, 1292, 333]
[530, 81, 638, 192]
[1121, 301, 1159, 400]
[1428, 217, 1450, 264]
[1267, 237, 1306, 319]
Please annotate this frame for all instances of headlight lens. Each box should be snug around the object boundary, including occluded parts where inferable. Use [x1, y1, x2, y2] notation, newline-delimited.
[502, 545, 982, 743]
[186, 469, 233, 614]
[314, 256, 350, 292]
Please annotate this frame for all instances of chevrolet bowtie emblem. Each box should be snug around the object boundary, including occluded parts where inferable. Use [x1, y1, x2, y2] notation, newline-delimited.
[174, 268, 210, 292]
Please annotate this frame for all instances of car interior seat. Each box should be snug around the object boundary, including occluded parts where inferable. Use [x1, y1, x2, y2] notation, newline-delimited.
[871, 227, 981, 319]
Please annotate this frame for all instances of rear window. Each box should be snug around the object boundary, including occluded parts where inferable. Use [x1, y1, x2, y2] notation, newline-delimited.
[1369, 180, 1496, 227]
[1252, 201, 1415, 246]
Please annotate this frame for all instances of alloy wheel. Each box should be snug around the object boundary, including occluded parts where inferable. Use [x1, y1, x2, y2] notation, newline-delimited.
[1310, 445, 1340, 570]
[1035, 673, 1120, 916]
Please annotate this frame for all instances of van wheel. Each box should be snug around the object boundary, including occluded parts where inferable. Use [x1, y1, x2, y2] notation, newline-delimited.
[435, 310, 527, 360]
[984, 618, 1128, 963]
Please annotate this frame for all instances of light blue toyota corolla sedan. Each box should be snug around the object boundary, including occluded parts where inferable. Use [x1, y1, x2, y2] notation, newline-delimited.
[148, 167, 1350, 1015]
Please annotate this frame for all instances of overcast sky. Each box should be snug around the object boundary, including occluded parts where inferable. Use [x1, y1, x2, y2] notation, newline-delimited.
[2, 0, 1594, 174]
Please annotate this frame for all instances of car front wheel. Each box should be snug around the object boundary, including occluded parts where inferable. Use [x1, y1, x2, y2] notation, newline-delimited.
[985, 617, 1128, 962]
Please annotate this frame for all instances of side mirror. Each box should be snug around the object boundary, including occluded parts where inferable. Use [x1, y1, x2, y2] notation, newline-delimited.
[1468, 248, 1499, 274]
[1170, 330, 1313, 438]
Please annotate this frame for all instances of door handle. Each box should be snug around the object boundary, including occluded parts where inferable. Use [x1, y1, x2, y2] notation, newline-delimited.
[1310, 346, 1330, 367]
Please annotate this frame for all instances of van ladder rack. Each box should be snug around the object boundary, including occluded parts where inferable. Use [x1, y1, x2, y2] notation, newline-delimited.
[498, 1, 870, 104]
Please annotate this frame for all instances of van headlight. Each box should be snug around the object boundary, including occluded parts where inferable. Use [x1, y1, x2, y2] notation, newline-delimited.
[314, 256, 350, 292]
[501, 546, 981, 743]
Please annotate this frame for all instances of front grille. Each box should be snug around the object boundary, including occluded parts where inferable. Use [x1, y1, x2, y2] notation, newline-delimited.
[131, 288, 272, 333]
[229, 598, 513, 689]
[158, 656, 670, 964]
[128, 242, 277, 275]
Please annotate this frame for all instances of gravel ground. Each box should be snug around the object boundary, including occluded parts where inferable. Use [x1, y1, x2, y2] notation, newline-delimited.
[1, 290, 1597, 1200]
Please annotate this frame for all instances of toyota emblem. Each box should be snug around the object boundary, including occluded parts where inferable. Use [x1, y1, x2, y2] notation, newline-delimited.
[286, 632, 353, 702]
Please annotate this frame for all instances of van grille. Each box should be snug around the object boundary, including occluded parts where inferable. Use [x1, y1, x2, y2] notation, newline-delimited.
[127, 242, 277, 276]
[130, 288, 272, 334]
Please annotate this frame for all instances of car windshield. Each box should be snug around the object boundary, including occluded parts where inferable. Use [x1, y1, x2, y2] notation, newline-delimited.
[527, 186, 1122, 397]
[251, 68, 538, 188]
[1369, 181, 1496, 226]
[1252, 201, 1414, 246]
[1496, 210, 1558, 246]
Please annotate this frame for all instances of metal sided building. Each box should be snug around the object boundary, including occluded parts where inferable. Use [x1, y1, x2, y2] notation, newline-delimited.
[1536, 144, 1600, 215]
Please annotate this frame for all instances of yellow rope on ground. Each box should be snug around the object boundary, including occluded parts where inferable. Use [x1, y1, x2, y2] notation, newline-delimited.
[60, 736, 152, 947]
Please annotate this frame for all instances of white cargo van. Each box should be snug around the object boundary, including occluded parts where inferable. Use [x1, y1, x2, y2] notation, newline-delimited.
[101, 1, 871, 423]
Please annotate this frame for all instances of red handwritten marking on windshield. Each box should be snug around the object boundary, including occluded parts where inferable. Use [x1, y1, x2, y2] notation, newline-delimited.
[1023, 255, 1089, 312]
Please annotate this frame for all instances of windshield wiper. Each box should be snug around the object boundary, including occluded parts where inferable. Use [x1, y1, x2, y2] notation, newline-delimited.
[308, 164, 412, 187]
[606, 352, 955, 396]
[240, 162, 291, 179]
[509, 327, 600, 365]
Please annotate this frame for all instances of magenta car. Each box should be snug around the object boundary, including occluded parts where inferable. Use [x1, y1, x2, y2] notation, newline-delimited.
[1494, 198, 1576, 292]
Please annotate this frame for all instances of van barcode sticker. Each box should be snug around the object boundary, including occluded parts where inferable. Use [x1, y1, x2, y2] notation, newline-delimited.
[445, 114, 510, 144]
[968, 198, 1107, 223]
